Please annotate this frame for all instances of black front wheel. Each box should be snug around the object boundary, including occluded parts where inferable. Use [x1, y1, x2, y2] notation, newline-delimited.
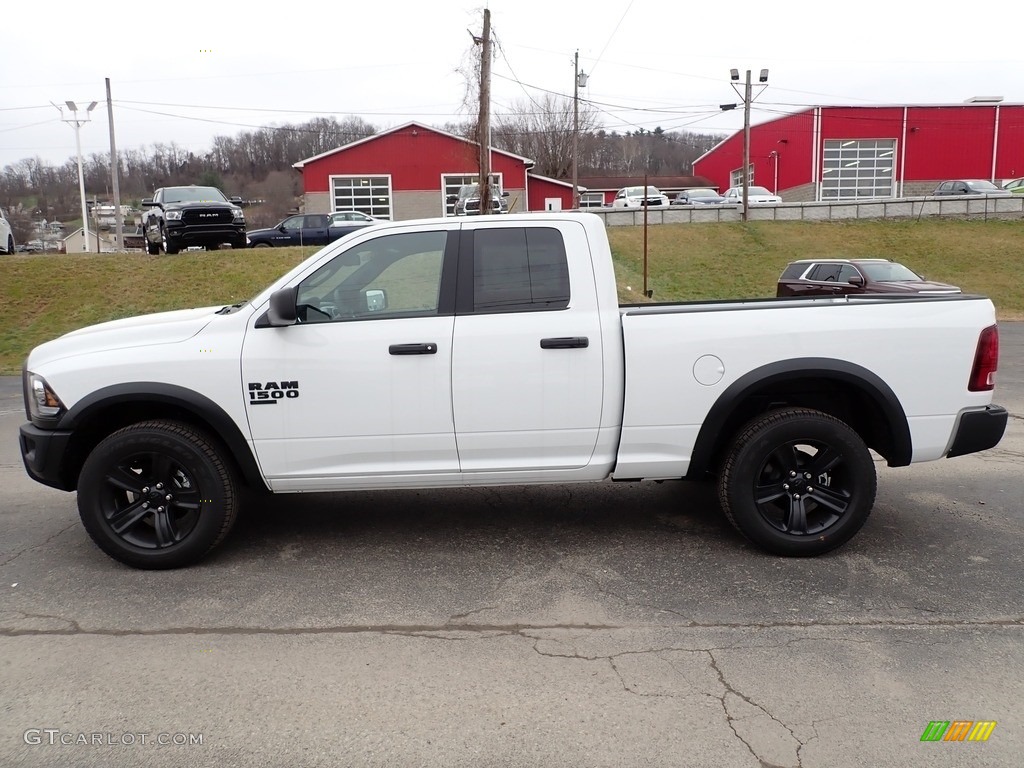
[77, 421, 238, 569]
[161, 227, 180, 255]
[717, 408, 876, 556]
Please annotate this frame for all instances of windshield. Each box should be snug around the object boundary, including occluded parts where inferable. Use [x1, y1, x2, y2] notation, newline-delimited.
[859, 262, 922, 282]
[687, 189, 719, 197]
[163, 186, 229, 204]
[965, 180, 1000, 192]
[748, 186, 773, 195]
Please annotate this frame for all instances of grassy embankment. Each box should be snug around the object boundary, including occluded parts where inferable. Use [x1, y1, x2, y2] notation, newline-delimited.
[1, 218, 1020, 374]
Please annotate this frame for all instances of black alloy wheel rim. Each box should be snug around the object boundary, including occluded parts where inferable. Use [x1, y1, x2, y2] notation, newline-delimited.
[752, 440, 853, 536]
[99, 451, 202, 549]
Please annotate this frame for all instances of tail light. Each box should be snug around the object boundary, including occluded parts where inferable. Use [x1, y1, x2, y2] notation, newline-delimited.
[968, 324, 999, 392]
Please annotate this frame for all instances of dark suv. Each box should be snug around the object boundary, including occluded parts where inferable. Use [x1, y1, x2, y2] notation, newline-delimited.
[141, 185, 246, 254]
[777, 259, 961, 297]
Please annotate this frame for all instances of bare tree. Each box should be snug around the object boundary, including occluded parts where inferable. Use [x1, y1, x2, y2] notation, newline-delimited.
[493, 94, 598, 179]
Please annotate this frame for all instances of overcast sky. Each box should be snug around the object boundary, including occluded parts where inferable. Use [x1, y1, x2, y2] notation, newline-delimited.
[1, 0, 1020, 172]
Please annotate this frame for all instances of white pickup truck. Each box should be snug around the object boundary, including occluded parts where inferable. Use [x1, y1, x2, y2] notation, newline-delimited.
[19, 213, 1007, 569]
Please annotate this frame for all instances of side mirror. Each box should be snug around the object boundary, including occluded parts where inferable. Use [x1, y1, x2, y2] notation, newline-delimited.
[141, 199, 154, 207]
[229, 196, 243, 205]
[266, 286, 298, 326]
[446, 194, 458, 204]
[501, 191, 510, 197]
[278, 225, 288, 232]
[847, 275, 864, 286]
[364, 289, 387, 312]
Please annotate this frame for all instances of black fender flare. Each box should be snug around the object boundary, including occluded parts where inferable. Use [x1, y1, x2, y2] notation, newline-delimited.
[58, 382, 266, 490]
[688, 357, 912, 477]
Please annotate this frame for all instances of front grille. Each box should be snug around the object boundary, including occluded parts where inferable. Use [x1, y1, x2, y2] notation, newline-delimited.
[182, 209, 232, 225]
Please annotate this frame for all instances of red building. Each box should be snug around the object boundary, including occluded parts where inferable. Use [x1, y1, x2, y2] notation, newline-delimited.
[693, 102, 1024, 202]
[294, 122, 578, 220]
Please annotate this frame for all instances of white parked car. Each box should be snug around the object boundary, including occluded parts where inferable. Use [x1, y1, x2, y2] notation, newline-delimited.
[612, 186, 669, 208]
[722, 186, 783, 205]
[0, 207, 15, 254]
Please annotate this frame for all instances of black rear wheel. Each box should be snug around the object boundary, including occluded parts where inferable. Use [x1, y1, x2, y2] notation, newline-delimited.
[77, 420, 238, 569]
[717, 408, 876, 556]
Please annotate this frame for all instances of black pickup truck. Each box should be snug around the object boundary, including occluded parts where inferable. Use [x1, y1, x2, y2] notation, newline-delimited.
[141, 185, 247, 254]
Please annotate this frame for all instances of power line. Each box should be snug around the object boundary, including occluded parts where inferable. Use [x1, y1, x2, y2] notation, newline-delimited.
[588, 0, 635, 78]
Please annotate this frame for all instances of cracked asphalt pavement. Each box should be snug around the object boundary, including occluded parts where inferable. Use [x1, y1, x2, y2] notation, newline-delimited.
[2, 324, 1022, 767]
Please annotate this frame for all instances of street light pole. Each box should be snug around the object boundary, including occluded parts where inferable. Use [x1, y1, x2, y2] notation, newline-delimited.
[55, 100, 98, 252]
[727, 68, 769, 222]
[742, 70, 752, 221]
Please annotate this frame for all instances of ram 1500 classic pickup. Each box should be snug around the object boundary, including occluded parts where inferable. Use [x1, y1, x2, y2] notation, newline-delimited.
[19, 213, 1007, 568]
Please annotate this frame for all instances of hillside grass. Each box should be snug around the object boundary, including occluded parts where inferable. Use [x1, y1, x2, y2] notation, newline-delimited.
[1, 218, 1020, 374]
[606, 218, 1024, 307]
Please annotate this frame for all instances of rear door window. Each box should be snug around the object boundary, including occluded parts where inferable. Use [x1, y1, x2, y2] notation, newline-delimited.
[470, 228, 570, 312]
[807, 264, 842, 282]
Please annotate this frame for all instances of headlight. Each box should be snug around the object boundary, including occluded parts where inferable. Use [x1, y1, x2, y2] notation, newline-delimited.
[165, 210, 183, 221]
[26, 373, 64, 420]
[232, 208, 245, 222]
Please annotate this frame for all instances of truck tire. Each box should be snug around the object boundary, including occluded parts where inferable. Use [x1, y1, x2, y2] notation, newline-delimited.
[77, 420, 238, 569]
[161, 227, 180, 255]
[717, 408, 876, 557]
[146, 238, 160, 255]
[231, 237, 248, 249]
[5, 235, 13, 254]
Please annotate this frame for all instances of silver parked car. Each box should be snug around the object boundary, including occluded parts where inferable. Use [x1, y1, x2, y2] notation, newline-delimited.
[932, 179, 1012, 197]
[671, 188, 726, 206]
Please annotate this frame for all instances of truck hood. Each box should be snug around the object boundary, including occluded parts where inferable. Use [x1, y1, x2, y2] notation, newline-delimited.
[876, 281, 962, 294]
[27, 306, 224, 367]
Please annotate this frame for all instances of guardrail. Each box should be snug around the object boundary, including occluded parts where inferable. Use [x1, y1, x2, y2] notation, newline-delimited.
[591, 195, 1024, 226]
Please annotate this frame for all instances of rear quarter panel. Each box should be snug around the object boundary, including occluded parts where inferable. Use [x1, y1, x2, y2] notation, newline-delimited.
[614, 296, 998, 478]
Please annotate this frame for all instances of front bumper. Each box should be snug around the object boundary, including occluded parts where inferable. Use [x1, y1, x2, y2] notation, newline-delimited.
[19, 423, 76, 491]
[946, 405, 1008, 458]
[165, 223, 247, 245]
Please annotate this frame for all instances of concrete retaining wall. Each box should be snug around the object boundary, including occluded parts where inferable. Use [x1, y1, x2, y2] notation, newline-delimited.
[592, 196, 1024, 226]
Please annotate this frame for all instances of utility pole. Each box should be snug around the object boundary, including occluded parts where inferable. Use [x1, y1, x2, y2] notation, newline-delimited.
[573, 50, 579, 209]
[477, 8, 492, 215]
[572, 52, 588, 210]
[106, 78, 125, 251]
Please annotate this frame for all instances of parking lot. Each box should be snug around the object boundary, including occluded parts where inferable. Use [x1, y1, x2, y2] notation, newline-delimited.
[1, 327, 1022, 767]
